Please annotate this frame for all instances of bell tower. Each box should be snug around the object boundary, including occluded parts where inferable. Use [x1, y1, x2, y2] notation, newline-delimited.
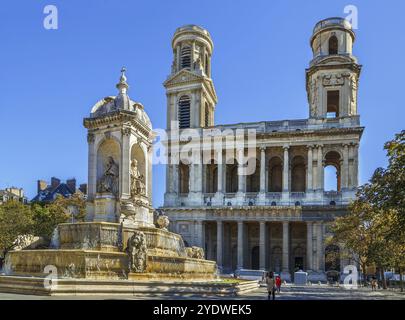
[306, 17, 361, 119]
[164, 25, 218, 130]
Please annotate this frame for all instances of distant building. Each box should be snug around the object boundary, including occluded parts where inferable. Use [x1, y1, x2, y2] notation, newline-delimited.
[0, 187, 27, 205]
[31, 177, 87, 203]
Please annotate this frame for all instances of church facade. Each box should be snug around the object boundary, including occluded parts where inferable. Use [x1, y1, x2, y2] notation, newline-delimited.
[161, 18, 363, 281]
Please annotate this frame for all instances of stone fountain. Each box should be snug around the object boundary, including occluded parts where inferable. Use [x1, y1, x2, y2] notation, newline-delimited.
[0, 69, 240, 296]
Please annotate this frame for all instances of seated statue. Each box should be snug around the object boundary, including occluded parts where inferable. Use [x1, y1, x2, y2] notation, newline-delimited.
[97, 156, 119, 196]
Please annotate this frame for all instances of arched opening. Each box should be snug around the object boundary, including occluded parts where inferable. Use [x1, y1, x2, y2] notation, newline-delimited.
[293, 246, 305, 272]
[178, 95, 191, 129]
[327, 90, 340, 118]
[291, 156, 306, 192]
[226, 162, 238, 193]
[180, 45, 191, 69]
[96, 139, 120, 196]
[328, 35, 338, 55]
[251, 246, 260, 270]
[324, 151, 341, 191]
[271, 246, 282, 273]
[268, 157, 282, 192]
[246, 159, 260, 192]
[205, 161, 217, 193]
[179, 162, 189, 194]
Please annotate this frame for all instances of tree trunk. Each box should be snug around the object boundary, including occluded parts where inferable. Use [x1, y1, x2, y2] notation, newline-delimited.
[361, 263, 367, 286]
[400, 267, 403, 293]
[379, 267, 387, 289]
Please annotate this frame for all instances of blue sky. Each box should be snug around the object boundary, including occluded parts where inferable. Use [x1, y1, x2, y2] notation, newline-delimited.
[0, 0, 404, 206]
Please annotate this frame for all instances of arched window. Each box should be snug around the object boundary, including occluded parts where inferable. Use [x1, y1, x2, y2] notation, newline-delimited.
[324, 151, 341, 191]
[246, 159, 260, 192]
[328, 35, 338, 55]
[179, 162, 189, 194]
[205, 161, 217, 193]
[268, 157, 282, 192]
[178, 95, 191, 128]
[291, 156, 306, 192]
[226, 163, 238, 193]
[180, 46, 191, 69]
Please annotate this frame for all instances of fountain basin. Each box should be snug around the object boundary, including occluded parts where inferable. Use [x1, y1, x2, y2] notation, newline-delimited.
[3, 249, 216, 280]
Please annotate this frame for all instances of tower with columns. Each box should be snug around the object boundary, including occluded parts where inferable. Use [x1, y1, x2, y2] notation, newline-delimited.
[162, 18, 364, 282]
[164, 25, 218, 130]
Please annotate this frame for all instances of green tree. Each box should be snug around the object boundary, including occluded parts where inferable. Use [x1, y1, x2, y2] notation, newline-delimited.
[0, 201, 33, 257]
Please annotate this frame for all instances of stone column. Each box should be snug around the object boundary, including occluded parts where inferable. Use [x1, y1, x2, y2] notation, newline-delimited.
[353, 143, 359, 187]
[259, 221, 267, 270]
[207, 224, 213, 260]
[173, 164, 179, 194]
[120, 128, 131, 198]
[237, 149, 245, 193]
[260, 147, 266, 193]
[282, 146, 289, 192]
[217, 220, 223, 269]
[342, 144, 349, 190]
[306, 222, 313, 271]
[282, 221, 289, 272]
[317, 145, 324, 191]
[195, 220, 204, 249]
[316, 222, 324, 272]
[217, 150, 223, 193]
[87, 133, 96, 199]
[237, 221, 244, 269]
[307, 145, 313, 191]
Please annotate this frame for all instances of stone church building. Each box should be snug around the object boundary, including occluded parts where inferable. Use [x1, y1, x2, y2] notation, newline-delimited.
[162, 17, 363, 281]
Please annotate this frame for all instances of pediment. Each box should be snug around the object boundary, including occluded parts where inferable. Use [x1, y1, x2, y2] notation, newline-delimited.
[163, 69, 204, 87]
[163, 69, 218, 102]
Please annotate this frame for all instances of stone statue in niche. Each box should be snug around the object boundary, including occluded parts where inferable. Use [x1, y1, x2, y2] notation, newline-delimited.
[127, 231, 147, 273]
[194, 56, 204, 73]
[97, 156, 119, 196]
[130, 159, 146, 198]
[350, 74, 357, 103]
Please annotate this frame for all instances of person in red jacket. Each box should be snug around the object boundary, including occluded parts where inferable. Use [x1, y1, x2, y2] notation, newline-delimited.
[275, 275, 282, 293]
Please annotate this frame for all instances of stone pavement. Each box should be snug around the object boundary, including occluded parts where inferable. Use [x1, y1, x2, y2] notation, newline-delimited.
[0, 285, 404, 300]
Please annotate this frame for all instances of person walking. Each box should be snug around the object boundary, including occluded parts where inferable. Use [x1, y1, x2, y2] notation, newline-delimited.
[266, 271, 276, 300]
[275, 275, 282, 293]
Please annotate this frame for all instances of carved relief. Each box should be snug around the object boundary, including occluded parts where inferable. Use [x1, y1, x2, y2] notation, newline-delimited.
[310, 77, 319, 116]
[121, 126, 131, 137]
[185, 246, 205, 259]
[97, 156, 119, 196]
[322, 73, 344, 86]
[127, 231, 147, 273]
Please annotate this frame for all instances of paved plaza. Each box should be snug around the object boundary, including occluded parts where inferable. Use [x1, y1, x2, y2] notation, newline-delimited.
[0, 285, 404, 300]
